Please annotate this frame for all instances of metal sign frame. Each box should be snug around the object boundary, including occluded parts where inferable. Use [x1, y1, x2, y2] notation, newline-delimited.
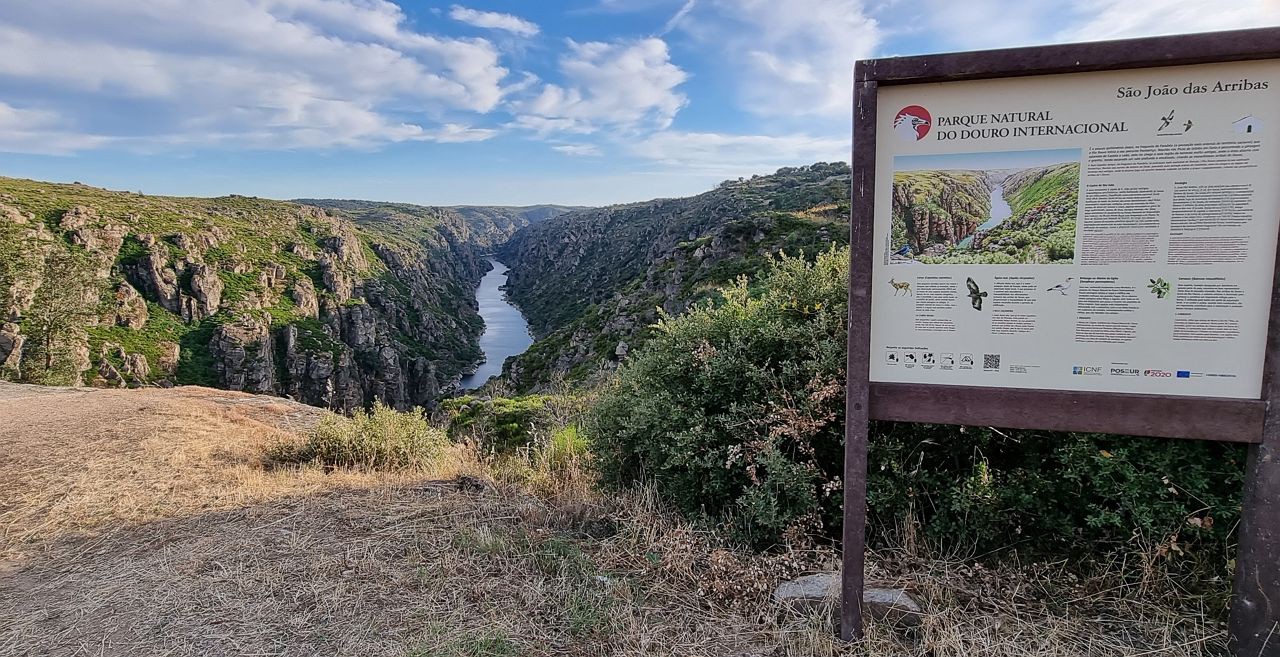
[843, 27, 1280, 655]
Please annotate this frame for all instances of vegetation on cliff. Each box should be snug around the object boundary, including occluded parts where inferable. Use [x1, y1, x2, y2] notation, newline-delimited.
[890, 170, 989, 255]
[0, 177, 493, 410]
[299, 199, 578, 250]
[497, 163, 850, 391]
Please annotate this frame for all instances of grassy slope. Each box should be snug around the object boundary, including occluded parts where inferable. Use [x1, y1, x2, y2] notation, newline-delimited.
[977, 162, 1079, 264]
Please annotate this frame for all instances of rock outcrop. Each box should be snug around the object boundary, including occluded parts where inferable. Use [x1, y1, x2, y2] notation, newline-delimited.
[890, 170, 990, 254]
[114, 282, 149, 329]
[0, 177, 493, 412]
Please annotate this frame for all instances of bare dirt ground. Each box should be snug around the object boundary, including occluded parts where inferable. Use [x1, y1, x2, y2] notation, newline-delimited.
[0, 383, 1228, 656]
[0, 383, 787, 657]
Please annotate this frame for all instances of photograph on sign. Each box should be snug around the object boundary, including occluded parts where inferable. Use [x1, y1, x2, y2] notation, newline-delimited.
[869, 60, 1280, 399]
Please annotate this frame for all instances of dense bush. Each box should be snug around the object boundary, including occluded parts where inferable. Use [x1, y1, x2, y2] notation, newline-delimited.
[590, 247, 1245, 576]
[271, 402, 445, 469]
[591, 249, 849, 547]
[440, 394, 578, 454]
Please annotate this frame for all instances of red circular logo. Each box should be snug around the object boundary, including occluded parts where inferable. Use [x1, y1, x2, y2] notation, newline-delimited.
[894, 105, 931, 141]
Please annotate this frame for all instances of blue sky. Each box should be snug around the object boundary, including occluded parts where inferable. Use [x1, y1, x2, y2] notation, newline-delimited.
[0, 0, 1276, 206]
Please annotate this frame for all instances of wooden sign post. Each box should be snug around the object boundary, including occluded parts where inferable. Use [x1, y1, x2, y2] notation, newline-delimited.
[844, 27, 1280, 655]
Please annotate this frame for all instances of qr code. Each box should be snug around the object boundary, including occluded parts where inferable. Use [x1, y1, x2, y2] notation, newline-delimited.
[983, 354, 1000, 370]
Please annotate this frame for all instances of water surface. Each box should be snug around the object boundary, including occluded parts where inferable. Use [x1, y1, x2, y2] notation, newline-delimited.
[957, 183, 1013, 249]
[458, 259, 533, 390]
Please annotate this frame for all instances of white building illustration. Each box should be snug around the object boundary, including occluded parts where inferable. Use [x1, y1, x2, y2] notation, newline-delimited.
[1234, 115, 1262, 134]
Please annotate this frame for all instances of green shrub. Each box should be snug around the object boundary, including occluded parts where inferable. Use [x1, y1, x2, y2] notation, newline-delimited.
[589, 246, 1245, 576]
[590, 248, 849, 548]
[441, 394, 561, 454]
[272, 402, 444, 469]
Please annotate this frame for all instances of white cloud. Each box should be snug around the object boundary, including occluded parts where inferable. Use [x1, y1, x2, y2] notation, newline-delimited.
[1059, 0, 1280, 41]
[552, 143, 602, 156]
[630, 130, 847, 174]
[0, 102, 114, 154]
[431, 123, 500, 143]
[660, 0, 697, 34]
[516, 38, 688, 134]
[449, 5, 540, 37]
[0, 0, 511, 151]
[682, 0, 880, 119]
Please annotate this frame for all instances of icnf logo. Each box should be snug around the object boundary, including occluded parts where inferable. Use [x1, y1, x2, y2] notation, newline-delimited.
[893, 105, 931, 141]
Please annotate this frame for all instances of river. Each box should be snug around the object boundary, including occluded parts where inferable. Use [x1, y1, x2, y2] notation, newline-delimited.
[458, 259, 533, 390]
[957, 182, 1013, 248]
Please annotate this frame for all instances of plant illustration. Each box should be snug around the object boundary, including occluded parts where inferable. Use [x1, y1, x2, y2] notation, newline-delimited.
[1148, 277, 1170, 299]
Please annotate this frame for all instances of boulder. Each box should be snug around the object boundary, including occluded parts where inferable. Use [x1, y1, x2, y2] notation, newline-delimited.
[291, 277, 319, 318]
[96, 358, 125, 388]
[0, 323, 24, 372]
[772, 572, 922, 628]
[58, 205, 98, 231]
[184, 263, 224, 321]
[114, 281, 149, 329]
[130, 248, 181, 314]
[122, 352, 150, 382]
[156, 341, 180, 374]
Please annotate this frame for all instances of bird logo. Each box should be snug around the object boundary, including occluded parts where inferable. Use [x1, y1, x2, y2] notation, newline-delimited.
[893, 106, 931, 142]
[1046, 277, 1074, 295]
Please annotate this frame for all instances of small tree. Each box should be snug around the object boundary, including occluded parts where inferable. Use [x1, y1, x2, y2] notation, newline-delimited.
[22, 245, 103, 384]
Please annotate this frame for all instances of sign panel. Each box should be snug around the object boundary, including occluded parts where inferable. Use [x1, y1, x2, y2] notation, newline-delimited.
[870, 60, 1280, 399]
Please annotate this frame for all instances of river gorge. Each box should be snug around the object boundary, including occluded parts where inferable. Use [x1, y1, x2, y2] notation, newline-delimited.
[458, 259, 533, 390]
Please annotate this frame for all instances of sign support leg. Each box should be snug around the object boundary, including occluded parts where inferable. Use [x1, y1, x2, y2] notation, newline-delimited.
[842, 69, 877, 642]
[840, 411, 870, 640]
[1230, 433, 1280, 656]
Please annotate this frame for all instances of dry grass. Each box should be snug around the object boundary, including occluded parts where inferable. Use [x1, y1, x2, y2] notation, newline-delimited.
[0, 382, 1227, 656]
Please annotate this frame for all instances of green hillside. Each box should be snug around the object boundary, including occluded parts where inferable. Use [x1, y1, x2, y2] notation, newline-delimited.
[0, 178, 490, 410]
[496, 163, 850, 390]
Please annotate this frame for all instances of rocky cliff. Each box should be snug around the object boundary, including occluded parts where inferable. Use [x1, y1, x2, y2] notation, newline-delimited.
[890, 170, 990, 256]
[496, 163, 850, 390]
[0, 177, 494, 411]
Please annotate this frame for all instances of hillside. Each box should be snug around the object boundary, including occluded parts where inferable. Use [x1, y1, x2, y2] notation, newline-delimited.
[971, 162, 1079, 263]
[890, 170, 990, 256]
[497, 163, 851, 390]
[299, 200, 581, 250]
[0, 178, 494, 411]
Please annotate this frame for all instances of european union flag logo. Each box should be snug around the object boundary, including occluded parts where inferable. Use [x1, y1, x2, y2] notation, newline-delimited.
[1177, 371, 1191, 378]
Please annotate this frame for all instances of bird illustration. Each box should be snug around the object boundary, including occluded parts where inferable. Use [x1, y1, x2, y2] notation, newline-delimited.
[1159, 109, 1175, 131]
[966, 277, 988, 311]
[1046, 277, 1074, 295]
[1183, 119, 1193, 132]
